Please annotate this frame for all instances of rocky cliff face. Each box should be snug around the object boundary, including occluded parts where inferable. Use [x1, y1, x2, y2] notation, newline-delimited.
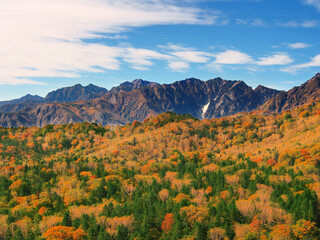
[259, 73, 320, 113]
[7, 74, 320, 128]
[97, 77, 277, 123]
[109, 79, 160, 94]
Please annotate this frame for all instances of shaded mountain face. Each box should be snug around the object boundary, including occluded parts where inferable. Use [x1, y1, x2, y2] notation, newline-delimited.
[44, 83, 108, 102]
[260, 73, 320, 113]
[116, 77, 272, 120]
[0, 77, 282, 127]
[109, 79, 160, 94]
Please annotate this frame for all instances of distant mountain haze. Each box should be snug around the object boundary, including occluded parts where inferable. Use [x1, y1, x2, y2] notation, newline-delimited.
[0, 74, 319, 127]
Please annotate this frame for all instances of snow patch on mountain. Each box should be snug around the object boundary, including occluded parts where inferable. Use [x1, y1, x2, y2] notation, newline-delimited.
[202, 102, 210, 119]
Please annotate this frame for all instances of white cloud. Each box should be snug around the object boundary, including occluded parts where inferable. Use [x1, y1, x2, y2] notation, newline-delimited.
[288, 42, 312, 49]
[213, 50, 253, 64]
[282, 54, 320, 73]
[123, 48, 172, 70]
[304, 0, 320, 11]
[157, 44, 214, 71]
[122, 45, 214, 71]
[0, 0, 217, 85]
[251, 19, 265, 26]
[170, 51, 212, 63]
[207, 50, 253, 72]
[161, 44, 191, 51]
[256, 53, 293, 66]
[168, 61, 190, 71]
[207, 51, 294, 72]
[278, 20, 318, 28]
[160, 44, 213, 63]
[235, 19, 249, 25]
[235, 18, 265, 26]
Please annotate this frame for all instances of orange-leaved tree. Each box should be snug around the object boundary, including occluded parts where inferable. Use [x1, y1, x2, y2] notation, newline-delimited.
[161, 213, 174, 233]
[43, 226, 86, 240]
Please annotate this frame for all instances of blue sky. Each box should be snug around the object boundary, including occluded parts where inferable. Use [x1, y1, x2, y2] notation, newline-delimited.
[1, 0, 320, 100]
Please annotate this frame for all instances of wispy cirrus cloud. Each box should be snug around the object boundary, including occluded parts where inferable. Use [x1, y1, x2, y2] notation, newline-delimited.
[277, 20, 318, 28]
[282, 54, 320, 73]
[123, 48, 172, 70]
[0, 0, 219, 85]
[288, 42, 312, 49]
[304, 0, 320, 12]
[207, 50, 295, 72]
[207, 50, 253, 71]
[213, 50, 253, 64]
[170, 50, 212, 63]
[168, 61, 190, 71]
[235, 18, 266, 26]
[256, 53, 293, 66]
[158, 44, 214, 71]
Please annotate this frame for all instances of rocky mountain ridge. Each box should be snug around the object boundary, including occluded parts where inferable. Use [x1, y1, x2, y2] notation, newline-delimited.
[259, 73, 320, 113]
[0, 74, 319, 127]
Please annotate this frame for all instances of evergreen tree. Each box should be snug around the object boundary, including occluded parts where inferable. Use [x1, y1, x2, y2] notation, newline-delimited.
[12, 228, 24, 240]
[195, 222, 207, 240]
[96, 178, 107, 200]
[5, 228, 12, 240]
[228, 199, 241, 222]
[307, 199, 315, 221]
[224, 220, 235, 240]
[62, 210, 72, 227]
[25, 229, 35, 240]
[80, 214, 90, 231]
[117, 225, 129, 240]
[171, 213, 183, 240]
[97, 229, 111, 240]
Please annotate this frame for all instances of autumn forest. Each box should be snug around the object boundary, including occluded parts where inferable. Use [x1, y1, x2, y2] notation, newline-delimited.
[1, 103, 320, 240]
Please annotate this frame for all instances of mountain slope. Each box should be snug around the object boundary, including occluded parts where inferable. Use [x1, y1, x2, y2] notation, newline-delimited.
[260, 73, 320, 113]
[44, 83, 108, 102]
[2, 105, 320, 239]
[0, 77, 280, 127]
[109, 79, 160, 94]
[0, 84, 108, 113]
[0, 94, 44, 107]
[104, 77, 280, 121]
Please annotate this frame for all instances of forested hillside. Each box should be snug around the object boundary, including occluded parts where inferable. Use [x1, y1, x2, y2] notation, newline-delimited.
[1, 102, 320, 239]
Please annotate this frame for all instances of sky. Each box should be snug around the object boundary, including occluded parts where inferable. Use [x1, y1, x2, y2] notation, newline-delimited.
[1, 0, 320, 101]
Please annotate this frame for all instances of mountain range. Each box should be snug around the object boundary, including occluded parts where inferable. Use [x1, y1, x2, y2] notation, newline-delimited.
[0, 74, 320, 127]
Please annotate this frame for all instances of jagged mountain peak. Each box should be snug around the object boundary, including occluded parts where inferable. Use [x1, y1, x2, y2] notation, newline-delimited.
[314, 72, 320, 78]
[21, 94, 43, 100]
[254, 84, 279, 93]
[170, 77, 202, 86]
[305, 73, 320, 86]
[0, 94, 44, 107]
[44, 83, 108, 103]
[0, 74, 319, 127]
[185, 77, 201, 81]
[131, 79, 147, 84]
[110, 79, 159, 93]
[131, 79, 158, 88]
[259, 73, 320, 113]
[254, 85, 267, 91]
